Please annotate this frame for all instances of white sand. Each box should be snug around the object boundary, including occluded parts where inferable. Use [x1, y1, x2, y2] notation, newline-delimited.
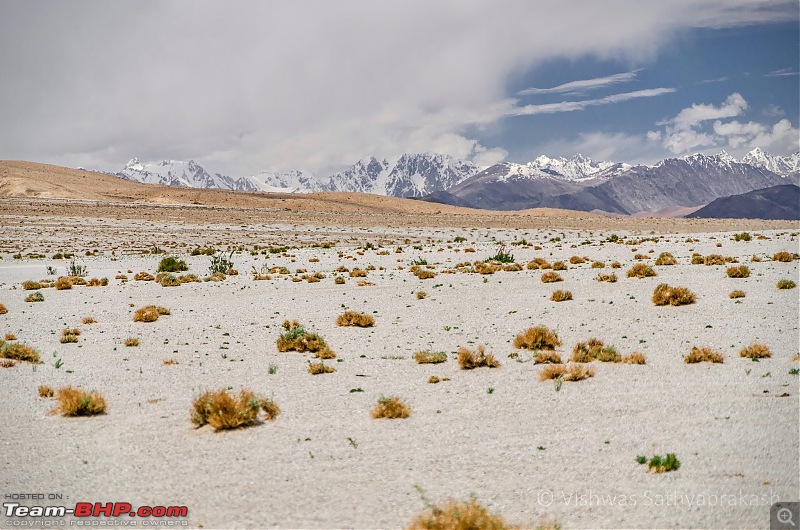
[1, 224, 798, 529]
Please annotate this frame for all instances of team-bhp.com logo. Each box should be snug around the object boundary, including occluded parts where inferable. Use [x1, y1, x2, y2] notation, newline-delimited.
[4, 502, 188, 520]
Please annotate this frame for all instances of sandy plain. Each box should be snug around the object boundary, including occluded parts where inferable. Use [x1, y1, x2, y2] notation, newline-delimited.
[0, 164, 799, 529]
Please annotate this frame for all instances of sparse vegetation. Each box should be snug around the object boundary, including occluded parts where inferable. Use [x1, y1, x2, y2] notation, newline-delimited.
[336, 310, 375, 327]
[513, 326, 561, 350]
[533, 350, 562, 364]
[277, 320, 335, 358]
[25, 292, 45, 302]
[772, 251, 794, 262]
[777, 279, 796, 289]
[626, 263, 656, 278]
[729, 290, 746, 299]
[726, 265, 750, 278]
[571, 339, 620, 363]
[552, 261, 567, 271]
[133, 305, 170, 322]
[60, 329, 80, 343]
[124, 338, 140, 347]
[407, 495, 523, 530]
[0, 303, 7, 314]
[38, 385, 54, 398]
[81, 317, 96, 324]
[191, 389, 280, 430]
[733, 232, 751, 242]
[53, 386, 106, 416]
[371, 396, 410, 419]
[739, 343, 771, 359]
[622, 352, 646, 364]
[157, 256, 188, 273]
[540, 271, 562, 283]
[1, 341, 41, 363]
[652, 283, 696, 306]
[415, 351, 448, 364]
[539, 363, 594, 382]
[308, 361, 336, 374]
[685, 346, 724, 364]
[54, 277, 73, 290]
[654, 252, 677, 265]
[457, 345, 499, 369]
[416, 291, 427, 299]
[550, 290, 572, 302]
[647, 453, 680, 473]
[486, 244, 515, 263]
[569, 256, 586, 264]
[595, 273, 617, 283]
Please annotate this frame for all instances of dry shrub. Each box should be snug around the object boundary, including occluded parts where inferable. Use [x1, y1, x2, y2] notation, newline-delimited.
[277, 320, 335, 358]
[0, 359, 14, 368]
[163, 359, 179, 365]
[334, 276, 346, 285]
[595, 273, 617, 283]
[428, 376, 440, 384]
[38, 385, 54, 398]
[415, 351, 448, 364]
[191, 389, 280, 430]
[685, 346, 724, 364]
[611, 261, 621, 269]
[81, 317, 96, 324]
[773, 251, 794, 262]
[134, 272, 155, 281]
[115, 274, 128, 281]
[124, 338, 140, 347]
[569, 256, 586, 264]
[571, 339, 620, 363]
[539, 364, 566, 380]
[415, 269, 437, 279]
[703, 254, 726, 266]
[739, 343, 771, 359]
[178, 274, 201, 283]
[1, 342, 41, 363]
[336, 310, 375, 327]
[526, 258, 551, 270]
[513, 326, 561, 350]
[729, 290, 746, 299]
[0, 303, 7, 314]
[633, 254, 648, 260]
[26, 292, 45, 302]
[691, 254, 705, 265]
[564, 364, 595, 381]
[457, 345, 500, 369]
[53, 386, 106, 416]
[552, 261, 567, 271]
[534, 350, 562, 364]
[416, 291, 427, 299]
[308, 361, 335, 374]
[654, 252, 678, 265]
[407, 497, 521, 530]
[622, 352, 647, 364]
[550, 290, 572, 302]
[652, 284, 696, 306]
[86, 277, 108, 287]
[22, 280, 42, 290]
[777, 279, 797, 289]
[133, 305, 170, 322]
[349, 268, 367, 277]
[54, 277, 73, 290]
[474, 262, 499, 274]
[591, 261, 605, 269]
[502, 263, 522, 272]
[371, 396, 410, 419]
[726, 265, 750, 278]
[5, 333, 17, 341]
[540, 271, 562, 283]
[626, 263, 656, 278]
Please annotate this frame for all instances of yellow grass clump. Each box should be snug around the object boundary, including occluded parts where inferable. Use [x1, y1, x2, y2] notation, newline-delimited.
[22, 280, 42, 290]
[726, 265, 750, 278]
[703, 254, 726, 265]
[415, 350, 448, 364]
[25, 292, 45, 302]
[54, 277, 73, 290]
[349, 268, 367, 277]
[133, 305, 170, 322]
[81, 317, 96, 324]
[533, 350, 562, 364]
[277, 320, 335, 358]
[552, 261, 567, 271]
[416, 291, 427, 299]
[571, 339, 620, 363]
[38, 385, 54, 398]
[685, 346, 724, 364]
[772, 251, 794, 262]
[1, 341, 41, 363]
[407, 497, 523, 530]
[595, 273, 617, 283]
[0, 303, 7, 314]
[336, 310, 375, 327]
[191, 389, 279, 430]
[457, 345, 500, 369]
[308, 361, 336, 374]
[513, 326, 561, 350]
[124, 338, 140, 347]
[739, 343, 771, 359]
[777, 279, 796, 289]
[539, 364, 595, 382]
[569, 256, 586, 264]
[371, 396, 411, 419]
[550, 290, 572, 302]
[626, 263, 656, 278]
[53, 386, 107, 416]
[540, 271, 562, 283]
[654, 252, 678, 265]
[652, 283, 696, 306]
[729, 290, 746, 299]
[622, 352, 647, 365]
[526, 257, 551, 270]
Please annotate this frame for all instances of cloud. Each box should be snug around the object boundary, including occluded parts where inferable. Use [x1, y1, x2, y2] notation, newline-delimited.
[650, 93, 799, 156]
[517, 71, 639, 96]
[510, 88, 676, 117]
[0, 1, 797, 175]
[765, 67, 799, 77]
[536, 131, 666, 165]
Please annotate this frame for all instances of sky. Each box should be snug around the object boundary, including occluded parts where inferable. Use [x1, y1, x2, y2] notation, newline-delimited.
[0, 0, 797, 177]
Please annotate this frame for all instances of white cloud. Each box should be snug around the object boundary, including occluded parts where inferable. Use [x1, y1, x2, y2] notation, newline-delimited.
[765, 68, 799, 77]
[666, 93, 748, 131]
[0, 1, 797, 174]
[517, 71, 639, 96]
[537, 131, 665, 164]
[510, 88, 676, 117]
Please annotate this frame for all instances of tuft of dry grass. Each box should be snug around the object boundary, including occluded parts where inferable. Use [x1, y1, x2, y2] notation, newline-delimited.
[4, 333, 17, 341]
[371, 396, 411, 419]
[415, 350, 448, 364]
[726, 265, 750, 278]
[622, 352, 647, 365]
[349, 268, 367, 277]
[729, 290, 746, 299]
[772, 251, 794, 262]
[550, 290, 572, 302]
[54, 277, 73, 290]
[777, 279, 796, 289]
[416, 291, 427, 299]
[1, 341, 41, 363]
[0, 359, 14, 368]
[539, 364, 566, 381]
[336, 310, 375, 327]
[457, 345, 500, 369]
[540, 271, 562, 283]
[415, 269, 437, 279]
[569, 256, 586, 264]
[654, 252, 678, 265]
[739, 343, 771, 359]
[552, 261, 567, 271]
[25, 292, 45, 302]
[53, 386, 107, 416]
[407, 497, 521, 530]
[60, 329, 79, 343]
[513, 326, 561, 350]
[132, 305, 170, 322]
[571, 339, 620, 363]
[334, 276, 345, 284]
[134, 271, 155, 281]
[564, 364, 596, 381]
[0, 303, 7, 314]
[685, 346, 724, 364]
[595, 273, 617, 283]
[703, 254, 726, 266]
[591, 261, 605, 269]
[277, 320, 336, 358]
[38, 385, 55, 398]
[191, 389, 279, 430]
[163, 359, 179, 365]
[626, 263, 656, 278]
[428, 376, 440, 384]
[22, 280, 42, 290]
[308, 361, 336, 374]
[652, 283, 696, 306]
[526, 257, 551, 270]
[81, 317, 96, 324]
[533, 350, 562, 364]
[124, 337, 140, 347]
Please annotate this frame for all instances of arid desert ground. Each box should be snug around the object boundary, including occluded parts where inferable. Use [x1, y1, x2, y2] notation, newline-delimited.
[1, 182, 799, 529]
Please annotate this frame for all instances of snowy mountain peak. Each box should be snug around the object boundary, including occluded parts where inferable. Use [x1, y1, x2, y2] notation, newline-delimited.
[741, 148, 800, 176]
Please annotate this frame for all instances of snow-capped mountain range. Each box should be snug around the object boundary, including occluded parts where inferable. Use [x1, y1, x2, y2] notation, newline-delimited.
[115, 148, 799, 200]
